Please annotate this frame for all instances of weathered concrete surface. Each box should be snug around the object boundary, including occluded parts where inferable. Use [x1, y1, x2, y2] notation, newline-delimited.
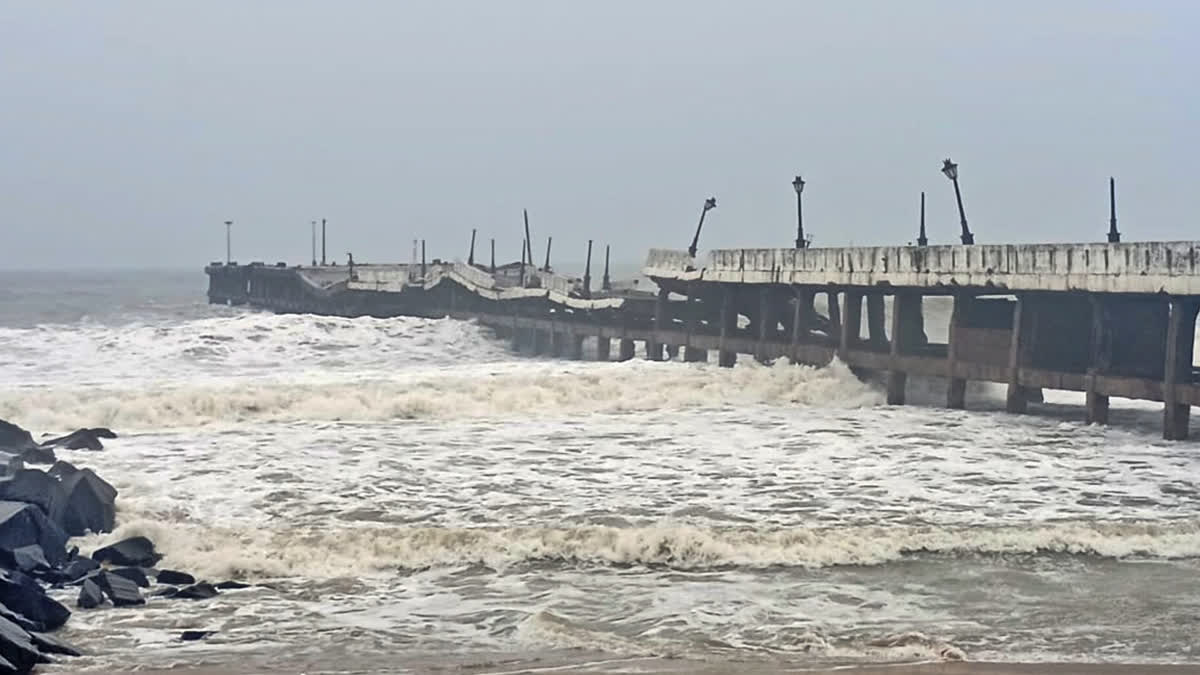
[645, 242, 1200, 294]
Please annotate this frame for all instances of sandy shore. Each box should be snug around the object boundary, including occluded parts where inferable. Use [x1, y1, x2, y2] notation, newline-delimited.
[92, 658, 1200, 675]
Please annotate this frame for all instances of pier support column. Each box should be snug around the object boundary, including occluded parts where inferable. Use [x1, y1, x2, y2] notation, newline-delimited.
[665, 344, 680, 360]
[533, 328, 550, 356]
[618, 339, 636, 361]
[1085, 295, 1111, 425]
[839, 292, 863, 359]
[756, 288, 777, 363]
[718, 285, 737, 368]
[886, 292, 920, 405]
[596, 336, 611, 361]
[568, 334, 585, 361]
[647, 288, 668, 361]
[866, 294, 887, 348]
[791, 288, 814, 363]
[1006, 296, 1032, 413]
[1163, 297, 1197, 440]
[827, 290, 841, 343]
[946, 293, 969, 409]
[683, 282, 707, 362]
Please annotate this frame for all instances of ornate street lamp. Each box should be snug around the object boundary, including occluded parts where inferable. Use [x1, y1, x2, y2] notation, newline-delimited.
[942, 158, 974, 245]
[687, 197, 717, 258]
[792, 175, 806, 249]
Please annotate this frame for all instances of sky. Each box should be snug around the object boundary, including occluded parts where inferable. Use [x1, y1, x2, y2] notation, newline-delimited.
[1, 1, 1196, 269]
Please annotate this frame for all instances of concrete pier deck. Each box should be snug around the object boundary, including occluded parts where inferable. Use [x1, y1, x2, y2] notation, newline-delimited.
[206, 240, 1200, 440]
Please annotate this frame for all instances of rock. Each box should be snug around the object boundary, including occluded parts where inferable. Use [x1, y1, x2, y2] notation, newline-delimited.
[214, 580, 251, 590]
[0, 613, 45, 674]
[7, 545, 50, 573]
[150, 586, 178, 598]
[16, 446, 54, 466]
[57, 470, 117, 536]
[180, 630, 214, 641]
[0, 569, 70, 630]
[94, 571, 143, 607]
[109, 567, 149, 588]
[28, 630, 81, 657]
[0, 501, 68, 568]
[46, 461, 77, 480]
[0, 470, 66, 524]
[90, 428, 117, 440]
[0, 605, 41, 633]
[175, 582, 218, 600]
[77, 579, 104, 609]
[0, 422, 35, 453]
[60, 557, 99, 584]
[38, 429, 105, 451]
[156, 569, 195, 586]
[91, 536, 159, 567]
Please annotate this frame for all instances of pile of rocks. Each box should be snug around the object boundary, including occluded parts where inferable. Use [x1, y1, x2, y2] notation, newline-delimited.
[0, 419, 244, 674]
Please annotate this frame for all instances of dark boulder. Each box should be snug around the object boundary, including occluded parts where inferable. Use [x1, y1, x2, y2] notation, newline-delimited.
[155, 569, 194, 586]
[180, 630, 214, 641]
[0, 613, 45, 674]
[38, 429, 106, 451]
[91, 536, 158, 567]
[46, 461, 77, 480]
[214, 580, 251, 590]
[90, 428, 117, 440]
[57, 470, 116, 536]
[77, 579, 103, 609]
[175, 582, 218, 600]
[150, 586, 178, 598]
[0, 605, 40, 634]
[28, 630, 81, 657]
[0, 501, 68, 568]
[16, 447, 54, 466]
[0, 470, 66, 524]
[94, 571, 143, 607]
[0, 422, 34, 453]
[60, 557, 99, 584]
[109, 567, 149, 588]
[5, 546, 49, 574]
[0, 569, 70, 630]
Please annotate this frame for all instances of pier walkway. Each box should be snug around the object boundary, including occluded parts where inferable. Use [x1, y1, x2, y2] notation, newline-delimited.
[206, 240, 1200, 440]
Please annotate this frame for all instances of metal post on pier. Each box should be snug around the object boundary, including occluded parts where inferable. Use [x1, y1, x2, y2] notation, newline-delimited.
[311, 221, 317, 266]
[688, 198, 717, 258]
[917, 192, 928, 247]
[490, 238, 496, 274]
[942, 159, 974, 245]
[1107, 177, 1120, 243]
[224, 220, 233, 264]
[321, 218, 327, 265]
[468, 229, 477, 266]
[523, 210, 534, 275]
[420, 240, 426, 281]
[544, 237, 553, 272]
[792, 175, 806, 249]
[519, 237, 527, 287]
[602, 245, 611, 291]
[582, 240, 593, 299]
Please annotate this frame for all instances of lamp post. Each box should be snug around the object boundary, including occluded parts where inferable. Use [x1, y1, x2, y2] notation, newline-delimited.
[792, 175, 806, 249]
[917, 192, 928, 246]
[311, 220, 317, 266]
[687, 197, 718, 258]
[224, 220, 233, 263]
[1107, 177, 1120, 243]
[941, 159, 974, 244]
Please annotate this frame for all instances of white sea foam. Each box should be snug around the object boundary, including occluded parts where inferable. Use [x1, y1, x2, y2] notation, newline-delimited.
[1, 357, 882, 430]
[74, 518, 1200, 580]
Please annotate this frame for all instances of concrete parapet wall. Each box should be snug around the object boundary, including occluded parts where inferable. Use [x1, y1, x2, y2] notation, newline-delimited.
[645, 242, 1200, 295]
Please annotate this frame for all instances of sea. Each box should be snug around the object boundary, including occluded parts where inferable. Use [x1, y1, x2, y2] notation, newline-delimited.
[1, 267, 1198, 673]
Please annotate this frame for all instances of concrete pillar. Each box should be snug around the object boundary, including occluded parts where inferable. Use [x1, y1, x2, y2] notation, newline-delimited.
[1085, 295, 1110, 425]
[827, 290, 841, 341]
[648, 288, 668, 361]
[756, 287, 776, 363]
[596, 336, 611, 361]
[533, 328, 550, 356]
[839, 292, 863, 358]
[665, 344, 680, 360]
[946, 293, 969, 409]
[866, 294, 887, 348]
[791, 287, 814, 363]
[886, 292, 921, 405]
[683, 281, 707, 362]
[568, 334, 585, 360]
[718, 285, 737, 368]
[1006, 296, 1031, 413]
[618, 338, 636, 361]
[1163, 297, 1196, 440]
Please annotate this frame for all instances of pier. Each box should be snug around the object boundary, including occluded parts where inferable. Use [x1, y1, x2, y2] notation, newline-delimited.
[207, 240, 1200, 440]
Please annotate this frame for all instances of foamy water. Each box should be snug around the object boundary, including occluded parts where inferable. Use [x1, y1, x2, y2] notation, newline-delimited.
[3, 273, 1200, 671]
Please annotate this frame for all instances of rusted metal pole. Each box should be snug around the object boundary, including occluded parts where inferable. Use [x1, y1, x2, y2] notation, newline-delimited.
[543, 236, 552, 272]
[468, 229, 477, 266]
[321, 218, 326, 265]
[917, 192, 928, 247]
[523, 209, 533, 274]
[688, 198, 717, 258]
[420, 240, 426, 280]
[602, 245, 611, 291]
[582, 240, 593, 299]
[490, 238, 496, 273]
[1107, 177, 1120, 243]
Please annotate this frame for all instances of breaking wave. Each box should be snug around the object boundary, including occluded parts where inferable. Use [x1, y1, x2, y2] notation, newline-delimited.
[0, 358, 881, 430]
[76, 518, 1200, 580]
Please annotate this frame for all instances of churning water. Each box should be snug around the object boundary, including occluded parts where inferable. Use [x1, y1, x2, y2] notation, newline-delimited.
[1, 269, 1199, 672]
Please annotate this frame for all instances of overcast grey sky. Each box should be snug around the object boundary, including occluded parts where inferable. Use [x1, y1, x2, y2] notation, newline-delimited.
[2, 1, 1194, 269]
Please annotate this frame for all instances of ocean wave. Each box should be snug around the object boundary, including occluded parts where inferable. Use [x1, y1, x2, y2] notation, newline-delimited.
[74, 519, 1200, 580]
[0, 357, 881, 430]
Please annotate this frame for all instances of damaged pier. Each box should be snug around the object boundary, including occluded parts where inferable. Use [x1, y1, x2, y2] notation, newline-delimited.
[207, 241, 1200, 440]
